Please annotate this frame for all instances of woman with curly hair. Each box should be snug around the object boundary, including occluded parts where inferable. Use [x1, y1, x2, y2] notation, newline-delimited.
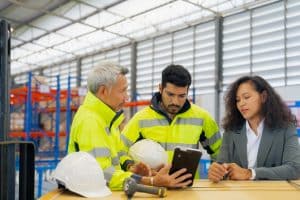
[208, 75, 300, 182]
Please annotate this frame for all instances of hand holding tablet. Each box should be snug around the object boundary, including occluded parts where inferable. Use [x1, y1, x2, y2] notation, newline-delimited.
[169, 147, 202, 186]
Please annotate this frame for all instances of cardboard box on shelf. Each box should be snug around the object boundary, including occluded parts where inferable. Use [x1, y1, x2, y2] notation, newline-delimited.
[71, 87, 87, 106]
[31, 75, 48, 87]
[10, 112, 24, 131]
[39, 101, 48, 108]
[40, 113, 54, 131]
[59, 119, 66, 132]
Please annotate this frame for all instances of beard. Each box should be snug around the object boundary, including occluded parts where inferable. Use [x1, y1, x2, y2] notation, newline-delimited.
[166, 104, 181, 114]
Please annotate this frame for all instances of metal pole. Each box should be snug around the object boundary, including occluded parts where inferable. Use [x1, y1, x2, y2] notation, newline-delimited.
[0, 20, 10, 141]
[25, 72, 32, 141]
[0, 19, 14, 200]
[65, 75, 72, 153]
[55, 75, 60, 163]
[214, 16, 223, 124]
[76, 58, 81, 87]
[19, 142, 35, 199]
[130, 42, 137, 117]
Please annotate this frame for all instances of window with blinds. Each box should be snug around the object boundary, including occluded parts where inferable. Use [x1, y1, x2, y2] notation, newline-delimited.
[194, 21, 216, 95]
[81, 46, 132, 97]
[223, 11, 251, 91]
[153, 34, 172, 94]
[42, 61, 77, 89]
[119, 46, 132, 99]
[223, 0, 300, 91]
[14, 0, 299, 103]
[173, 27, 194, 96]
[59, 62, 77, 89]
[81, 53, 106, 86]
[136, 39, 154, 100]
[136, 22, 216, 101]
[251, 1, 285, 87]
[286, 0, 300, 85]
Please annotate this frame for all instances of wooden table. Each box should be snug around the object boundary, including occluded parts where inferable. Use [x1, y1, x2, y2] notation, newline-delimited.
[39, 180, 300, 200]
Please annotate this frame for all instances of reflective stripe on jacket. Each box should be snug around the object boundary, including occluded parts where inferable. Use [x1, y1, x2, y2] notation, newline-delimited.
[68, 91, 132, 190]
[120, 92, 222, 178]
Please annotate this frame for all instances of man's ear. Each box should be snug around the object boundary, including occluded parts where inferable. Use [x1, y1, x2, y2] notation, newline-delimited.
[159, 84, 162, 94]
[97, 85, 107, 98]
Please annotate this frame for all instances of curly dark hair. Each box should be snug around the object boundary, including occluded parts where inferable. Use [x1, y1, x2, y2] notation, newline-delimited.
[222, 75, 296, 131]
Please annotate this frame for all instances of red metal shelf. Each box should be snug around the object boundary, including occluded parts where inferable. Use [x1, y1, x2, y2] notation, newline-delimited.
[9, 131, 66, 138]
[10, 86, 80, 105]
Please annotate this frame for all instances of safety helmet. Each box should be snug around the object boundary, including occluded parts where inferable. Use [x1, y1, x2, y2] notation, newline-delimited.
[129, 139, 168, 170]
[52, 151, 111, 198]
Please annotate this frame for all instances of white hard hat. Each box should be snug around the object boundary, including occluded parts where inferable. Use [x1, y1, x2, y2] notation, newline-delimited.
[52, 151, 111, 198]
[129, 139, 168, 170]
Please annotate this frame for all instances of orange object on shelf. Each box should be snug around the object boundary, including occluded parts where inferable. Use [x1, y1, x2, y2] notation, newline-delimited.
[9, 131, 66, 138]
[124, 100, 150, 107]
[10, 86, 80, 105]
[10, 86, 57, 104]
[11, 85, 151, 110]
[38, 105, 78, 113]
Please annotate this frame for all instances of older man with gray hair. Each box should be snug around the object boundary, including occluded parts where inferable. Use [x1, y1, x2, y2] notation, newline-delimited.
[68, 60, 192, 190]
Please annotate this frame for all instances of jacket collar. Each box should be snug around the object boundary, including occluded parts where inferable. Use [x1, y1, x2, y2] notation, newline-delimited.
[257, 125, 276, 167]
[233, 125, 248, 167]
[83, 91, 124, 129]
[233, 123, 276, 168]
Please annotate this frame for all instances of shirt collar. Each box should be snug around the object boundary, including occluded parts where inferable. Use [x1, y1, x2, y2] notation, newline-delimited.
[246, 118, 265, 136]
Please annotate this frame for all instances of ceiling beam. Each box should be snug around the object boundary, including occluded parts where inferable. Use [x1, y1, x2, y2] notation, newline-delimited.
[182, 0, 221, 16]
[12, 0, 132, 50]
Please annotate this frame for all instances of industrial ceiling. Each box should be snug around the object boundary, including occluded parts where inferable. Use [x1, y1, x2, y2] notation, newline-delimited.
[0, 0, 277, 75]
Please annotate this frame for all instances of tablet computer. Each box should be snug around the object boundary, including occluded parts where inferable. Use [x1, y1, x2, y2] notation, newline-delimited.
[169, 147, 202, 186]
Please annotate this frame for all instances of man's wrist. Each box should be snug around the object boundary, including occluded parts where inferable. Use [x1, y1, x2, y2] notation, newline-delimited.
[123, 160, 135, 171]
[131, 174, 142, 183]
[127, 163, 134, 171]
[150, 176, 154, 186]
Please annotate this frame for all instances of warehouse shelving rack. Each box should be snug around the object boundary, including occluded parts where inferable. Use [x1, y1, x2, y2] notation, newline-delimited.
[10, 73, 84, 157]
[10, 72, 63, 163]
[10, 72, 80, 197]
[64, 75, 85, 153]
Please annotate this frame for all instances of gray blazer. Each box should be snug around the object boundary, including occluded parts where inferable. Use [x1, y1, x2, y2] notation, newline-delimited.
[217, 124, 300, 180]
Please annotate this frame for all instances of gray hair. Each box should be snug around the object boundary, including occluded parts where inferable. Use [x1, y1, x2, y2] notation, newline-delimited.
[87, 60, 129, 94]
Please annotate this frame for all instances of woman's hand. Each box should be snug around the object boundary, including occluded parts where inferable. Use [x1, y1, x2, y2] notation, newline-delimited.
[227, 163, 252, 180]
[208, 162, 228, 183]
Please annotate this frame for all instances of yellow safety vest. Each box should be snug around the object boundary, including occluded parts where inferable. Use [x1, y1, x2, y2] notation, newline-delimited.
[120, 92, 222, 178]
[68, 91, 132, 190]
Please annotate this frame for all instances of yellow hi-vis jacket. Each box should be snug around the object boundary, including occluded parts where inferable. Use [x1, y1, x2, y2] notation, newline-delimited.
[120, 92, 222, 178]
[68, 91, 132, 190]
